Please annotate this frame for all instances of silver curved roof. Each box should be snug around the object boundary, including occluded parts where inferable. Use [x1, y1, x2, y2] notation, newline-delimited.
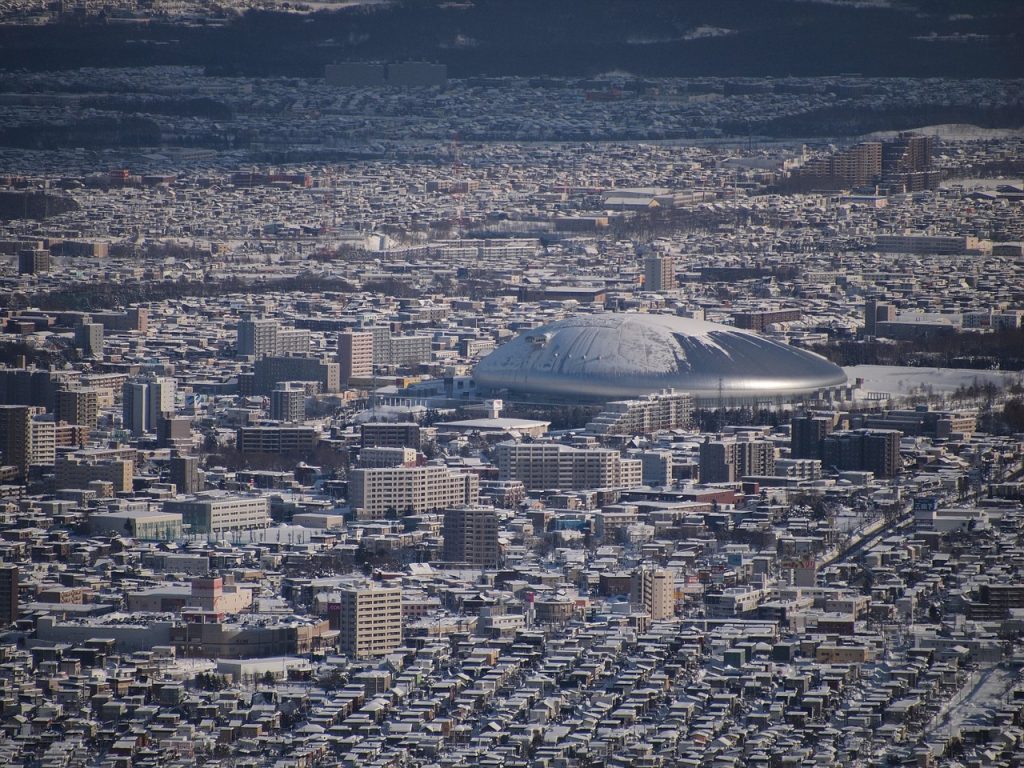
[473, 313, 847, 401]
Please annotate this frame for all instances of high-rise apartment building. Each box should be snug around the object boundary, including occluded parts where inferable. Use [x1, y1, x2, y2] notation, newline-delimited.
[237, 317, 280, 359]
[28, 415, 56, 469]
[56, 388, 100, 429]
[54, 453, 134, 494]
[253, 356, 339, 395]
[237, 316, 310, 360]
[643, 253, 675, 292]
[864, 299, 896, 337]
[494, 442, 643, 491]
[149, 377, 176, 425]
[157, 416, 193, 451]
[831, 142, 882, 186]
[822, 428, 902, 478]
[360, 422, 421, 449]
[337, 584, 402, 659]
[0, 405, 32, 477]
[388, 335, 432, 368]
[880, 132, 939, 192]
[631, 568, 674, 620]
[790, 413, 839, 460]
[359, 326, 432, 369]
[586, 390, 693, 436]
[699, 439, 738, 483]
[276, 328, 312, 357]
[170, 454, 203, 495]
[18, 248, 50, 275]
[237, 425, 319, 454]
[123, 377, 176, 436]
[164, 493, 271, 534]
[339, 331, 374, 384]
[0, 565, 18, 627]
[0, 367, 78, 410]
[739, 440, 776, 477]
[0, 406, 55, 477]
[357, 446, 418, 468]
[122, 382, 148, 436]
[348, 464, 480, 518]
[74, 322, 104, 357]
[638, 450, 673, 487]
[794, 134, 937, 192]
[270, 382, 306, 422]
[443, 506, 500, 567]
[365, 326, 393, 365]
[699, 437, 775, 482]
[795, 142, 882, 189]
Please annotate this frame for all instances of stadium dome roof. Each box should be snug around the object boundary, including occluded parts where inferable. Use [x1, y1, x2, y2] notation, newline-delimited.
[473, 313, 847, 402]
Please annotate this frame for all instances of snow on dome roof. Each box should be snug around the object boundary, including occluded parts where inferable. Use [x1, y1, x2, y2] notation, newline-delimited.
[473, 312, 847, 402]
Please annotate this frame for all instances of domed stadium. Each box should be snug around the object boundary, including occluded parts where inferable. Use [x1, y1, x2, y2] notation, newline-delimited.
[473, 313, 847, 404]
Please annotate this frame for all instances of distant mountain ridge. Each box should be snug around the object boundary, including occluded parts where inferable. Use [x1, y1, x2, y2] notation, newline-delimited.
[0, 0, 1021, 78]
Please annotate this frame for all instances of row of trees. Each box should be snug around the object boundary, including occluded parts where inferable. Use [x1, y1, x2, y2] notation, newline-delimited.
[0, 190, 79, 221]
[6, 271, 356, 312]
[812, 327, 1024, 371]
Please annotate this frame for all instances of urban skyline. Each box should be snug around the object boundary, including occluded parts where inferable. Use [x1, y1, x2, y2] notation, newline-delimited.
[0, 3, 1022, 767]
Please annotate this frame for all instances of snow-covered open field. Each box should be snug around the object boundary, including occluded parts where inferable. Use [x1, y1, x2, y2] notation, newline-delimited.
[846, 365, 1023, 399]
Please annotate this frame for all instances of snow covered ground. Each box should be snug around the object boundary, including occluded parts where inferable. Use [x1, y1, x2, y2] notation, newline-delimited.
[846, 364, 1023, 400]
[866, 123, 1024, 140]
